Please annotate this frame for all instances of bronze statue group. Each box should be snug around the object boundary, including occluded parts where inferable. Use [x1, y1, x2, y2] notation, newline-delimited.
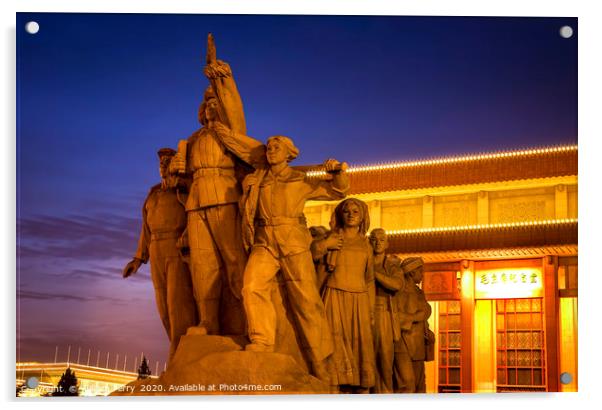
[123, 35, 434, 394]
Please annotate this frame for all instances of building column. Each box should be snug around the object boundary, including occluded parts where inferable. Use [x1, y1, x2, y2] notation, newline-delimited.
[423, 195, 434, 228]
[555, 184, 568, 219]
[320, 204, 332, 227]
[544, 255, 560, 392]
[369, 200, 382, 230]
[477, 191, 489, 225]
[460, 260, 474, 393]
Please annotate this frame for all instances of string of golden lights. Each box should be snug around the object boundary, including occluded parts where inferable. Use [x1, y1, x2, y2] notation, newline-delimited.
[385, 218, 577, 236]
[16, 363, 139, 377]
[306, 144, 578, 177]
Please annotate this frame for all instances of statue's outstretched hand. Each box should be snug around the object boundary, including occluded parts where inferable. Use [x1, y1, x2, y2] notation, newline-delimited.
[123, 258, 142, 278]
[204, 64, 217, 79]
[204, 60, 231, 79]
[323, 158, 347, 173]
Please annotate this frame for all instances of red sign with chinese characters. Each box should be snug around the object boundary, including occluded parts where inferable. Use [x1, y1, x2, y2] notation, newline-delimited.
[475, 268, 543, 299]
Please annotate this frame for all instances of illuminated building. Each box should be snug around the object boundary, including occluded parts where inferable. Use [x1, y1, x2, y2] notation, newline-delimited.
[16, 362, 153, 396]
[304, 144, 578, 393]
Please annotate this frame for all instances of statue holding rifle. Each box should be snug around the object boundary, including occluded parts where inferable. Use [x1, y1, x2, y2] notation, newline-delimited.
[169, 34, 264, 336]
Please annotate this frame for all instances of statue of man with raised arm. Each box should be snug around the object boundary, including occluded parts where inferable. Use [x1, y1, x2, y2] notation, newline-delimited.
[169, 35, 264, 335]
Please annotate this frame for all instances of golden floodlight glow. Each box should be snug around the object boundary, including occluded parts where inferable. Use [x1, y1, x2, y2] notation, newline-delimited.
[461, 269, 474, 300]
[305, 144, 578, 177]
[385, 218, 577, 236]
[474, 267, 543, 299]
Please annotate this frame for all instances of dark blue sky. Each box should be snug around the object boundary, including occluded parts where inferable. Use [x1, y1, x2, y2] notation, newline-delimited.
[16, 13, 577, 367]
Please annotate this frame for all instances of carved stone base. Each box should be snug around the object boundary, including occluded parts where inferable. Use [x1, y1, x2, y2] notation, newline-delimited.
[110, 334, 328, 395]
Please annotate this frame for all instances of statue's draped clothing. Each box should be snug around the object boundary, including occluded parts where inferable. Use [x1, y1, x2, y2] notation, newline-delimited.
[317, 235, 376, 388]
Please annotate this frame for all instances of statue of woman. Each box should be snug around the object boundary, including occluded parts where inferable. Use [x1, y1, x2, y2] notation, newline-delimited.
[312, 198, 376, 393]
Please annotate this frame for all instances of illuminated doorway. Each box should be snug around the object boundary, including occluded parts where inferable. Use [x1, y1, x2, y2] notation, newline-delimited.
[473, 260, 547, 392]
[495, 298, 546, 392]
[437, 300, 462, 392]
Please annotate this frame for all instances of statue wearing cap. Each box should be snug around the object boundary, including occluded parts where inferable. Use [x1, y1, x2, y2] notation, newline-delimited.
[393, 257, 434, 393]
[123, 148, 197, 363]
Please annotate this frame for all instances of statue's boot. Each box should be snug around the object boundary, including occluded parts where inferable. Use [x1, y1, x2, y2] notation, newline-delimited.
[244, 342, 274, 352]
[187, 326, 208, 336]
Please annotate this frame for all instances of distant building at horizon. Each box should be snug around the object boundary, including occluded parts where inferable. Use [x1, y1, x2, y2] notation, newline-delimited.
[16, 362, 157, 397]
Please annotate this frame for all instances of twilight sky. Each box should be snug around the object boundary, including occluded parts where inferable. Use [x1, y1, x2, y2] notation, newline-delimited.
[16, 13, 577, 370]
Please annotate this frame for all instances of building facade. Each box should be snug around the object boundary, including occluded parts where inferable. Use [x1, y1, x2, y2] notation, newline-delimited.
[304, 145, 578, 393]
